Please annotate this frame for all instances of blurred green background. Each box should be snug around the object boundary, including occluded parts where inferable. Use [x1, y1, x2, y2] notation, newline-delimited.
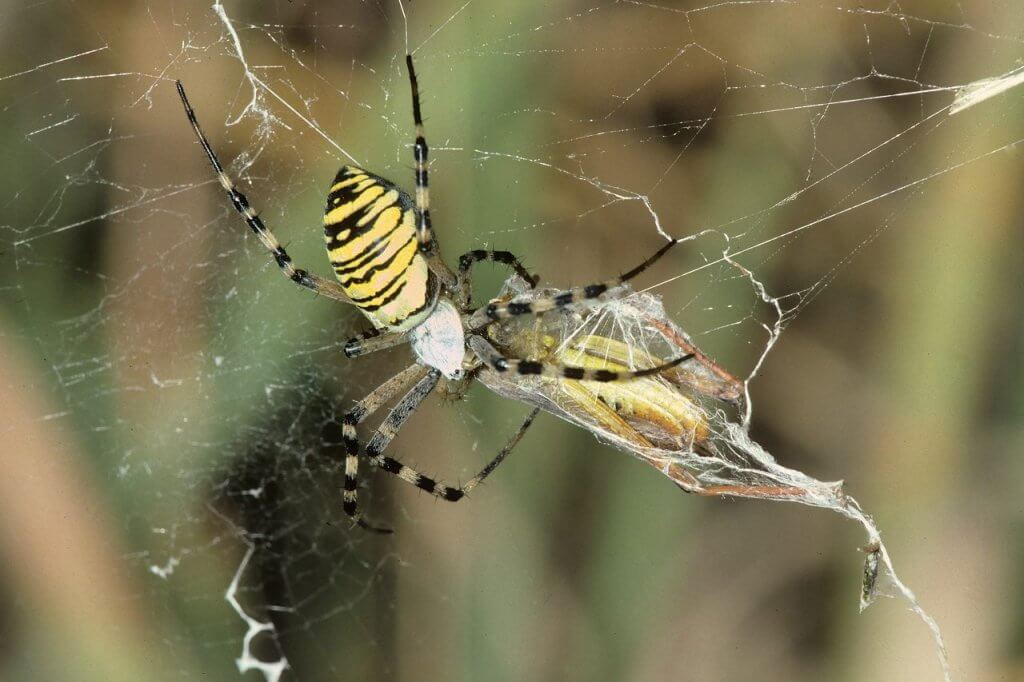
[2, 1, 1023, 680]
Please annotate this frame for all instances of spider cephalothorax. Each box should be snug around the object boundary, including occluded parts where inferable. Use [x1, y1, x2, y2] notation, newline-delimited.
[177, 54, 689, 533]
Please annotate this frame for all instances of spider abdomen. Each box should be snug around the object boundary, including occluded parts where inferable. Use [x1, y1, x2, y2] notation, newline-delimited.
[324, 165, 433, 331]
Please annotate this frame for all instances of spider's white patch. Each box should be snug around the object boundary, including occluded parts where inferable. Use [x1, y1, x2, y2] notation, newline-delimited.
[410, 298, 465, 379]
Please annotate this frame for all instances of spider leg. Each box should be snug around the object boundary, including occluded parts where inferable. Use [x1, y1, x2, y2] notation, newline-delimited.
[363, 370, 538, 504]
[404, 54, 458, 291]
[456, 249, 539, 307]
[341, 364, 430, 533]
[176, 81, 351, 304]
[468, 335, 694, 382]
[342, 329, 409, 359]
[470, 238, 680, 327]
[460, 407, 540, 495]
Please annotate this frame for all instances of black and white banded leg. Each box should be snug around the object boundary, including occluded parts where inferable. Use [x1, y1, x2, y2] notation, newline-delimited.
[457, 249, 539, 307]
[466, 333, 692, 382]
[342, 328, 410, 359]
[341, 364, 429, 533]
[404, 54, 458, 291]
[470, 238, 681, 327]
[467, 335, 693, 382]
[462, 406, 539, 494]
[343, 369, 540, 533]
[176, 81, 352, 304]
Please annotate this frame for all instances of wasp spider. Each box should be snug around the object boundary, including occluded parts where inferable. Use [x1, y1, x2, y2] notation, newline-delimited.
[176, 54, 690, 533]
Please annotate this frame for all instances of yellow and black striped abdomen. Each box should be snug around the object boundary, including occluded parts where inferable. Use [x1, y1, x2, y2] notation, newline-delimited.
[324, 165, 433, 331]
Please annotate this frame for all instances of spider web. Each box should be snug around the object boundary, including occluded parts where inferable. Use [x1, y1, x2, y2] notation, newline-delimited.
[2, 0, 1023, 680]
